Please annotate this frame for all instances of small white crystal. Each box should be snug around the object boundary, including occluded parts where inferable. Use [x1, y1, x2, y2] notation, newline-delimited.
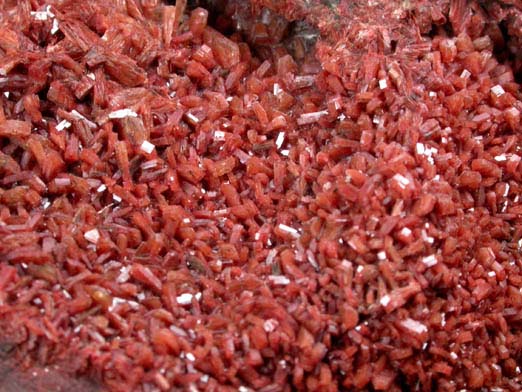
[45, 5, 55, 17]
[109, 297, 127, 312]
[213, 209, 228, 216]
[422, 254, 437, 267]
[109, 108, 138, 119]
[113, 194, 122, 203]
[116, 266, 130, 283]
[268, 275, 290, 285]
[297, 110, 328, 126]
[379, 79, 387, 89]
[56, 119, 71, 131]
[280, 149, 289, 156]
[51, 18, 59, 34]
[460, 69, 471, 79]
[275, 132, 285, 149]
[140, 140, 155, 154]
[176, 293, 194, 305]
[273, 83, 282, 96]
[415, 143, 425, 155]
[491, 84, 505, 97]
[380, 295, 391, 307]
[421, 230, 434, 244]
[200, 375, 209, 383]
[278, 223, 300, 238]
[87, 73, 95, 80]
[263, 319, 279, 333]
[393, 173, 410, 189]
[31, 11, 48, 21]
[84, 228, 100, 244]
[401, 318, 427, 334]
[377, 251, 386, 260]
[186, 113, 200, 123]
[400, 227, 412, 237]
[429, 91, 436, 98]
[186, 352, 196, 361]
[293, 75, 315, 87]
[97, 184, 107, 193]
[450, 352, 458, 360]
[70, 109, 84, 119]
[494, 154, 507, 162]
[214, 130, 226, 140]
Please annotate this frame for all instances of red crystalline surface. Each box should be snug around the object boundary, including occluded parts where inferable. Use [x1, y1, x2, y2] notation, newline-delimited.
[1, 0, 522, 391]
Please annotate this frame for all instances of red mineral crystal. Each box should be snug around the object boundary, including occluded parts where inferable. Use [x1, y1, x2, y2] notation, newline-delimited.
[0, 0, 521, 390]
